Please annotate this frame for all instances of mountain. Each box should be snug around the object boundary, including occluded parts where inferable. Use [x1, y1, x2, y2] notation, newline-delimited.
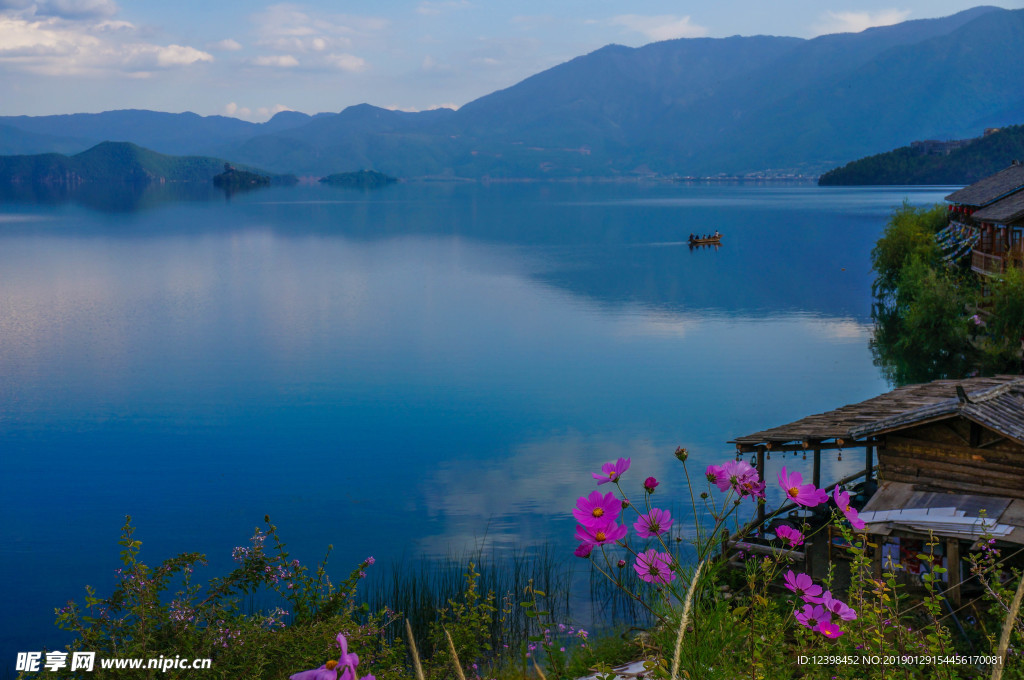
[218, 5, 1024, 177]
[0, 142, 284, 187]
[1, 6, 1022, 178]
[819, 125, 1024, 185]
[0, 109, 331, 157]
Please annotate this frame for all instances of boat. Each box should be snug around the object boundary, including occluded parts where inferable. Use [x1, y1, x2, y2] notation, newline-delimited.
[688, 233, 723, 246]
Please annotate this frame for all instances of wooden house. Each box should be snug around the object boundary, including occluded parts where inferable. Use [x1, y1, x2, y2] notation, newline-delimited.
[730, 375, 1024, 604]
[944, 162, 1024, 277]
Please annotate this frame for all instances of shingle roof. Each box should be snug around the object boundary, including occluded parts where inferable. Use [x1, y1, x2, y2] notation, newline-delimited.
[730, 375, 1022, 446]
[945, 164, 1024, 207]
[851, 379, 1024, 445]
[972, 190, 1024, 225]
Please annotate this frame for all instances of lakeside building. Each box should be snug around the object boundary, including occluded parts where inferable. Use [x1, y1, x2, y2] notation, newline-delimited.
[945, 162, 1024, 277]
[728, 376, 1024, 606]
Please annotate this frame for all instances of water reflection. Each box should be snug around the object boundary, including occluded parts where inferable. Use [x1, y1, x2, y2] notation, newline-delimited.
[0, 183, 949, 657]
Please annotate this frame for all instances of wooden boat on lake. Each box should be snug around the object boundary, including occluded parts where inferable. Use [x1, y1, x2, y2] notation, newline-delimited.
[688, 234, 723, 246]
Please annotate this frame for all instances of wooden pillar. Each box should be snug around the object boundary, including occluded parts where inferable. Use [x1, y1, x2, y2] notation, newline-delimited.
[757, 445, 766, 536]
[865, 445, 873, 484]
[947, 538, 961, 607]
[872, 534, 883, 581]
[812, 446, 821, 489]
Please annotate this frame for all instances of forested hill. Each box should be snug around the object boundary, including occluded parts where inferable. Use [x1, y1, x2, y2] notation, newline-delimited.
[0, 142, 282, 187]
[818, 125, 1024, 185]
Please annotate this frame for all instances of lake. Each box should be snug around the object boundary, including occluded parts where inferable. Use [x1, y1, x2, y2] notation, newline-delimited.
[0, 181, 952, 660]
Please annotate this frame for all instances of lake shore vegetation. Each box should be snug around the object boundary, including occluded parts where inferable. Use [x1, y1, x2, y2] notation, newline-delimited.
[869, 203, 1024, 384]
[32, 448, 1024, 680]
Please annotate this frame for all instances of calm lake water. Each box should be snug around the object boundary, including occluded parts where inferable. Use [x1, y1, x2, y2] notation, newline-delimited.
[0, 181, 951, 659]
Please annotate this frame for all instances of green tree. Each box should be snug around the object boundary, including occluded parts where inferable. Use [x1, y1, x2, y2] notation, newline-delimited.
[870, 202, 946, 302]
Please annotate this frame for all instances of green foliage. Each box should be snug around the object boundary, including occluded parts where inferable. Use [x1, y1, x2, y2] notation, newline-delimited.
[820, 124, 1024, 186]
[870, 202, 946, 300]
[987, 267, 1024, 351]
[47, 516, 405, 680]
[426, 563, 496, 677]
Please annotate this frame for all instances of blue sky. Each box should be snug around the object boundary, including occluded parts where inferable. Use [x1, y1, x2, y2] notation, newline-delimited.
[2, 0, 1022, 120]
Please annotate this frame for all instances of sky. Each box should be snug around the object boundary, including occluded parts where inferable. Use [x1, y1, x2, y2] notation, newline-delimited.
[2, 0, 1023, 121]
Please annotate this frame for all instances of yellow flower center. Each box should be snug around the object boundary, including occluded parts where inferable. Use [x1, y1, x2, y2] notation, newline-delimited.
[592, 508, 604, 518]
[608, 470, 616, 479]
[595, 531, 607, 542]
[326, 661, 339, 670]
[788, 487, 800, 498]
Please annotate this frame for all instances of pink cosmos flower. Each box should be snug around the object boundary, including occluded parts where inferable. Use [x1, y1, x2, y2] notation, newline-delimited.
[574, 517, 627, 546]
[778, 467, 828, 507]
[593, 457, 631, 485]
[573, 490, 621, 527]
[633, 508, 673, 538]
[633, 549, 676, 584]
[707, 461, 764, 499]
[574, 543, 593, 558]
[794, 604, 831, 631]
[644, 476, 659, 493]
[775, 525, 804, 547]
[817, 622, 844, 639]
[291, 633, 365, 680]
[735, 474, 766, 500]
[833, 486, 866, 530]
[783, 570, 823, 604]
[706, 464, 728, 489]
[822, 591, 857, 621]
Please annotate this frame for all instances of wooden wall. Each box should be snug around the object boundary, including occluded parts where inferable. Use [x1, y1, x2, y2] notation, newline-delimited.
[877, 417, 1024, 498]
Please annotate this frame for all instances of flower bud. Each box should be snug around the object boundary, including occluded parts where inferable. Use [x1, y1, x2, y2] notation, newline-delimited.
[643, 476, 659, 493]
[621, 499, 630, 509]
[617, 559, 626, 568]
[674, 446, 688, 462]
[574, 543, 593, 558]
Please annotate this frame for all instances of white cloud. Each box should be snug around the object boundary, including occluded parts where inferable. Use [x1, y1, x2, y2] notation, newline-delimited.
[610, 14, 708, 42]
[223, 101, 251, 118]
[257, 103, 293, 118]
[252, 54, 299, 67]
[252, 4, 385, 55]
[812, 9, 911, 36]
[0, 14, 211, 75]
[325, 52, 365, 72]
[223, 102, 293, 122]
[209, 38, 242, 51]
[146, 43, 212, 67]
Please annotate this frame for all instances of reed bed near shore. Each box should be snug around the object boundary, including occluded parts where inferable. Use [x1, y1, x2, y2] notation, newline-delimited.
[361, 545, 574, 656]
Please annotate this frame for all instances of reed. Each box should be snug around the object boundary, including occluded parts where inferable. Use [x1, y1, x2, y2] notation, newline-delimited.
[992, 574, 1024, 680]
[670, 560, 704, 680]
[363, 546, 572, 656]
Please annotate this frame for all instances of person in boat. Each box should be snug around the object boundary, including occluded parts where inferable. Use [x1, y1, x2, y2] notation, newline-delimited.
[689, 233, 695, 242]
[714, 230, 720, 239]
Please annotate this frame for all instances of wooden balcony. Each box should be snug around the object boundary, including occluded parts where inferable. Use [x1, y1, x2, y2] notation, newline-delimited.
[972, 247, 1024, 276]
[973, 250, 1004, 275]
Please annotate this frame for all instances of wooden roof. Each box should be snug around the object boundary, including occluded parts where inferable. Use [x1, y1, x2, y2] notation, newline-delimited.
[852, 378, 1024, 445]
[945, 163, 1024, 207]
[972, 189, 1024, 225]
[731, 375, 1022, 446]
[861, 481, 1024, 544]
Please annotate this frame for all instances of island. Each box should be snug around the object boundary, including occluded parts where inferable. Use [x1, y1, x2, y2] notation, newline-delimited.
[319, 169, 397, 189]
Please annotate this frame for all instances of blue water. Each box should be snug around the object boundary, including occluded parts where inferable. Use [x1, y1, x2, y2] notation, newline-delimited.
[0, 181, 951, 660]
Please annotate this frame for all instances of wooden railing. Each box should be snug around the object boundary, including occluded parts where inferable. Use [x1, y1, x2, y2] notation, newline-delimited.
[972, 250, 1004, 275]
[973, 247, 1024, 275]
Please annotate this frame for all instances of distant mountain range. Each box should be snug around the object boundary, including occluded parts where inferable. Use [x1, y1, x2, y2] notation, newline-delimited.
[819, 125, 1024, 184]
[0, 142, 289, 188]
[2, 6, 1023, 179]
